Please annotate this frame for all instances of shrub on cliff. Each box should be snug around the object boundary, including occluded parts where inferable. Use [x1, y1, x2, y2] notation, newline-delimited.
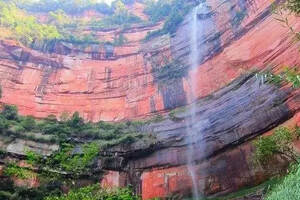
[2, 105, 18, 121]
[90, 1, 142, 30]
[44, 184, 139, 200]
[67, 112, 84, 131]
[253, 126, 299, 165]
[20, 115, 36, 131]
[0, 178, 62, 200]
[0, 116, 8, 133]
[144, 0, 172, 23]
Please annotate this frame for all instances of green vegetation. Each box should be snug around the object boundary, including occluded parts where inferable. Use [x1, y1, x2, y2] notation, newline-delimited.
[44, 142, 99, 174]
[0, 2, 61, 45]
[4, 163, 34, 179]
[256, 68, 300, 88]
[44, 184, 139, 200]
[0, 176, 63, 200]
[0, 103, 156, 178]
[277, 0, 300, 15]
[144, 0, 195, 41]
[90, 1, 142, 30]
[0, 0, 143, 46]
[2, 104, 18, 120]
[253, 126, 300, 165]
[144, 0, 173, 23]
[14, 0, 135, 15]
[0, 102, 154, 199]
[152, 59, 188, 83]
[264, 163, 300, 200]
[0, 105, 149, 146]
[113, 33, 128, 46]
[0, 0, 198, 45]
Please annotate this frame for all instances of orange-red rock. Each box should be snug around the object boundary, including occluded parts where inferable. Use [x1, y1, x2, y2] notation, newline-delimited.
[0, 0, 298, 122]
[101, 171, 127, 188]
[0, 0, 299, 199]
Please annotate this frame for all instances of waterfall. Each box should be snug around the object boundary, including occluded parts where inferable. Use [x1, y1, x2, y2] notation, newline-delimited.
[186, 5, 202, 200]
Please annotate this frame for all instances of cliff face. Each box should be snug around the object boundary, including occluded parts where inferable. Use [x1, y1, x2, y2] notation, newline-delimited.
[0, 0, 300, 199]
[0, 22, 166, 121]
[0, 0, 299, 122]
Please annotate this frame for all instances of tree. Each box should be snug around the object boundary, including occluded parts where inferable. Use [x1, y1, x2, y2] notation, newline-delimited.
[2, 105, 18, 120]
[67, 112, 84, 130]
[48, 9, 70, 27]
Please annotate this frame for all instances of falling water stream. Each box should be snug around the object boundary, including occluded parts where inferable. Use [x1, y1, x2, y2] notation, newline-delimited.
[186, 4, 202, 200]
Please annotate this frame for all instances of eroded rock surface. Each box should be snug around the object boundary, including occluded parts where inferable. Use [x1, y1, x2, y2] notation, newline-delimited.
[0, 0, 299, 122]
[97, 73, 299, 198]
[0, 0, 299, 199]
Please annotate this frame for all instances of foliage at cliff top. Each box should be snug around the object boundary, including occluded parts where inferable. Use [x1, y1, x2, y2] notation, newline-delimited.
[0, 0, 198, 46]
[0, 2, 61, 45]
[12, 0, 134, 15]
[143, 0, 195, 41]
[44, 185, 139, 200]
[0, 0, 142, 46]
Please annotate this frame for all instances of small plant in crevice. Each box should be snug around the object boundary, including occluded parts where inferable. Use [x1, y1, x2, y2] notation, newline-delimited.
[255, 68, 300, 88]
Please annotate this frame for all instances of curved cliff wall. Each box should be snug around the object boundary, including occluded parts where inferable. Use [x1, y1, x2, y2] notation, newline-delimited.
[0, 0, 299, 122]
[0, 0, 299, 199]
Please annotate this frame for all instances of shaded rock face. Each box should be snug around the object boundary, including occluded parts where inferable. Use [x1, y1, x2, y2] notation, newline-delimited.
[97, 74, 298, 198]
[0, 0, 299, 199]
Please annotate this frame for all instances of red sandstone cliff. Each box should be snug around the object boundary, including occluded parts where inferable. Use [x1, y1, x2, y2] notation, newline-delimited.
[0, 0, 300, 199]
[0, 0, 299, 122]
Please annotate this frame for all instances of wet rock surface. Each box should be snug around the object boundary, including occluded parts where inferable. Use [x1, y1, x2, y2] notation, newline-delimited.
[99, 73, 298, 198]
[103, 73, 297, 169]
[0, 0, 299, 199]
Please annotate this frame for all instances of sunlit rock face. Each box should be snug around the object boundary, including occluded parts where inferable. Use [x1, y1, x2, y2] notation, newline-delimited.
[0, 23, 167, 121]
[0, 0, 299, 122]
[0, 0, 300, 199]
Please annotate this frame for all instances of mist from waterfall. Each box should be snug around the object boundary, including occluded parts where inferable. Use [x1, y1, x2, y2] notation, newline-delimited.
[186, 5, 202, 200]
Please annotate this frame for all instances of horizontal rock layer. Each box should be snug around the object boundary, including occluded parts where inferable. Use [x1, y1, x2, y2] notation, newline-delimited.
[0, 0, 299, 199]
[0, 0, 299, 122]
